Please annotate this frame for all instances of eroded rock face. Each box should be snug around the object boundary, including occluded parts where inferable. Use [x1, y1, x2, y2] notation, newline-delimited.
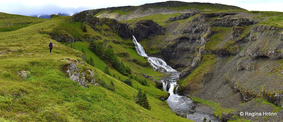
[162, 14, 210, 69]
[165, 11, 200, 23]
[88, 69, 96, 85]
[72, 12, 131, 39]
[179, 67, 192, 79]
[244, 25, 283, 60]
[201, 71, 213, 85]
[131, 20, 166, 41]
[66, 62, 86, 87]
[72, 12, 102, 26]
[231, 26, 245, 40]
[210, 16, 256, 27]
[236, 57, 255, 71]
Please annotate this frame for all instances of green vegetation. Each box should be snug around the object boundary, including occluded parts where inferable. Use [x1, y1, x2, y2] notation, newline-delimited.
[124, 13, 184, 27]
[259, 16, 283, 28]
[179, 55, 217, 87]
[248, 11, 283, 28]
[89, 41, 131, 76]
[260, 98, 283, 113]
[228, 118, 251, 122]
[111, 7, 137, 15]
[0, 12, 189, 122]
[0, 13, 46, 32]
[205, 27, 231, 51]
[122, 79, 132, 86]
[135, 88, 151, 110]
[191, 97, 235, 118]
[165, 3, 246, 12]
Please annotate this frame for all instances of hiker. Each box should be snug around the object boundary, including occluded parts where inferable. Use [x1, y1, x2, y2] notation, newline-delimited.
[49, 41, 53, 53]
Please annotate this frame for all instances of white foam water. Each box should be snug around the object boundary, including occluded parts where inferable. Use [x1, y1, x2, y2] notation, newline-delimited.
[132, 36, 219, 122]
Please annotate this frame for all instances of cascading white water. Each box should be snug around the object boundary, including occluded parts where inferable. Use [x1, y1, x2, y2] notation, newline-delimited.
[132, 36, 219, 122]
[132, 36, 176, 73]
[132, 36, 148, 57]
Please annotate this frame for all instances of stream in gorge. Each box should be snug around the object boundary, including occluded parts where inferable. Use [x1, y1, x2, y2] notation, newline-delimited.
[132, 36, 219, 122]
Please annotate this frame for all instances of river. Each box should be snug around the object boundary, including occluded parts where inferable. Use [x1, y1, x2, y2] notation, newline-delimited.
[132, 36, 219, 122]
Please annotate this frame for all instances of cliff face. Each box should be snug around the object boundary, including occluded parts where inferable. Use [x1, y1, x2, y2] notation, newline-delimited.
[71, 2, 283, 121]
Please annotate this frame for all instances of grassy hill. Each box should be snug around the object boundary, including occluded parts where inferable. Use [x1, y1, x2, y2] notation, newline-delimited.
[0, 13, 191, 121]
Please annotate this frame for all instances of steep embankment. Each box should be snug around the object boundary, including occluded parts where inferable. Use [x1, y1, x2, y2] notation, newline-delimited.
[84, 1, 283, 121]
[0, 13, 190, 121]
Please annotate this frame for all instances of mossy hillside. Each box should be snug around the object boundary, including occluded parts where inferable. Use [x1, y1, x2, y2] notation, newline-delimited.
[0, 14, 189, 121]
[178, 55, 217, 88]
[71, 41, 167, 98]
[44, 16, 165, 79]
[47, 16, 169, 99]
[125, 13, 184, 27]
[250, 11, 283, 28]
[0, 60, 188, 121]
[205, 27, 231, 51]
[45, 16, 167, 97]
[191, 97, 234, 119]
[164, 2, 246, 12]
[94, 1, 246, 19]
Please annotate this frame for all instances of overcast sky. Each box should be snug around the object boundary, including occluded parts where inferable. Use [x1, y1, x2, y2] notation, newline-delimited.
[0, 0, 283, 16]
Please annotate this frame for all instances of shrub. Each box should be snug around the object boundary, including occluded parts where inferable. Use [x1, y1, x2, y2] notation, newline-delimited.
[89, 42, 131, 76]
[122, 79, 132, 86]
[135, 88, 151, 110]
[104, 65, 110, 75]
[98, 79, 115, 92]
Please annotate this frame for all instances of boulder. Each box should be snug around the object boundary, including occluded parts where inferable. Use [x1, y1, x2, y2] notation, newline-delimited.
[18, 70, 28, 79]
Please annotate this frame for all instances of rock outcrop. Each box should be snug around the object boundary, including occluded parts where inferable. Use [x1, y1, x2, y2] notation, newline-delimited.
[131, 20, 166, 41]
[72, 12, 132, 39]
[67, 62, 86, 87]
[49, 33, 83, 43]
[164, 11, 199, 23]
[64, 59, 96, 87]
[161, 14, 210, 69]
[18, 70, 28, 79]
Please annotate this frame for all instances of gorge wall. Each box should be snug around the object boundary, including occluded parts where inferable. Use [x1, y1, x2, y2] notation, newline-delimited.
[73, 3, 283, 120]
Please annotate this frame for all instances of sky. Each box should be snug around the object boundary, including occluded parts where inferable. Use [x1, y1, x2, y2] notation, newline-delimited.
[0, 0, 283, 16]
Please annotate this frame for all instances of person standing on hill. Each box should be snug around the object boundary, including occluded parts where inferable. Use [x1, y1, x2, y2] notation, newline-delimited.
[49, 41, 53, 53]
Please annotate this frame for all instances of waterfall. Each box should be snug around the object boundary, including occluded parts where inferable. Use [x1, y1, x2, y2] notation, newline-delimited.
[132, 36, 219, 122]
[132, 36, 148, 57]
[132, 36, 176, 73]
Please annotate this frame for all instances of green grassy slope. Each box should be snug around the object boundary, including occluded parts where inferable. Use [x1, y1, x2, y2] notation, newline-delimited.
[0, 13, 190, 121]
[94, 1, 246, 17]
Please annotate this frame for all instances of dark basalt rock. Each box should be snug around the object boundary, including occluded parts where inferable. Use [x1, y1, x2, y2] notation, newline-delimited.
[201, 71, 213, 85]
[72, 12, 132, 39]
[210, 17, 256, 27]
[131, 20, 165, 41]
[165, 11, 200, 23]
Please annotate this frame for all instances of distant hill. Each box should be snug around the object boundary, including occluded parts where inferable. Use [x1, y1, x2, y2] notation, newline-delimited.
[31, 12, 78, 19]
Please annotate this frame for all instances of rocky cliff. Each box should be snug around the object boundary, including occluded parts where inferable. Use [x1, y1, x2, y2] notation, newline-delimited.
[70, 2, 283, 121]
